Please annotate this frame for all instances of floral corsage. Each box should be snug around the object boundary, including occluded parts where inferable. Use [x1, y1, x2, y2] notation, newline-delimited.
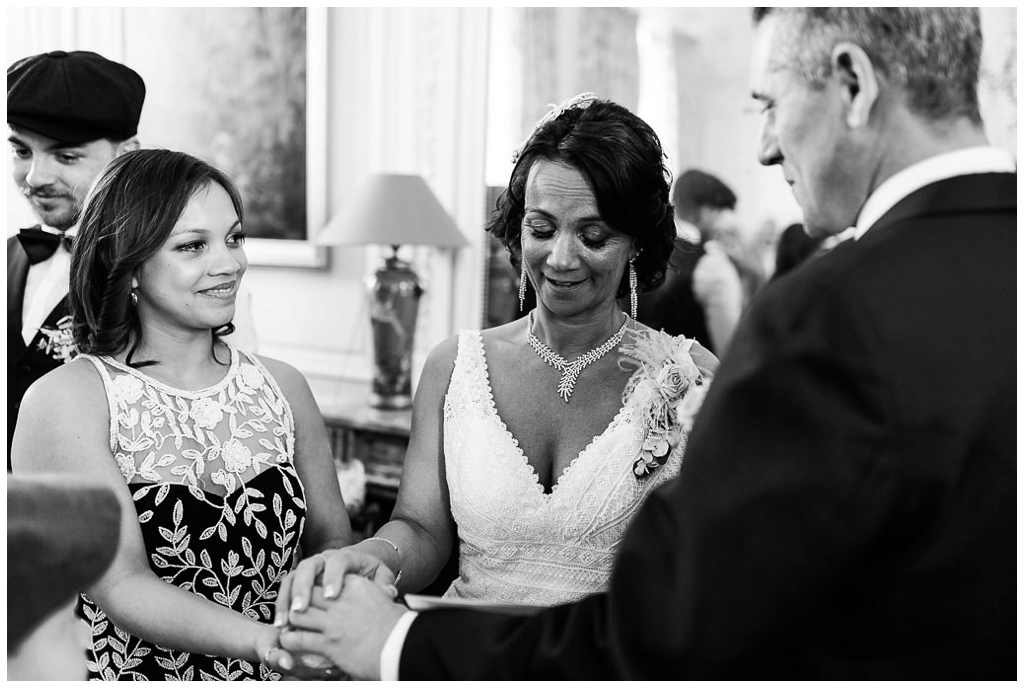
[36, 315, 78, 364]
[620, 330, 711, 479]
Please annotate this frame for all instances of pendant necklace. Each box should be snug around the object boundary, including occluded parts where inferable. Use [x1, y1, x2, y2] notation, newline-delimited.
[528, 310, 631, 403]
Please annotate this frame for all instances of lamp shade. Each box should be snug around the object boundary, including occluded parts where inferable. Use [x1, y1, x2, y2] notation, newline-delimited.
[315, 173, 467, 248]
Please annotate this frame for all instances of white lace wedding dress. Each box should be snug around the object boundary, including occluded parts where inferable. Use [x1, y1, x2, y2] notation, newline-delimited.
[441, 328, 714, 607]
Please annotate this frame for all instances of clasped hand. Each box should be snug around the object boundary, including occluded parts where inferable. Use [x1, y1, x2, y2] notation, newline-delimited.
[267, 547, 408, 680]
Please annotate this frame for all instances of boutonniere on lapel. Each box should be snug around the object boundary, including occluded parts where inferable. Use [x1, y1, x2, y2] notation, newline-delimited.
[621, 331, 711, 480]
[36, 315, 79, 364]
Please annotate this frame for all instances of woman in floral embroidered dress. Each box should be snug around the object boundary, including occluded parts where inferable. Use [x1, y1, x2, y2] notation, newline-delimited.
[277, 96, 719, 626]
[11, 149, 352, 680]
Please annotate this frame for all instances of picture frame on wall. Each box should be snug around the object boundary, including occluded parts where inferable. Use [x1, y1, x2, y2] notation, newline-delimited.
[124, 7, 328, 268]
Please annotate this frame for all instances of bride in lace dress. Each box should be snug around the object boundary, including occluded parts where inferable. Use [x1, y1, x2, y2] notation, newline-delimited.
[11, 150, 352, 680]
[277, 95, 717, 619]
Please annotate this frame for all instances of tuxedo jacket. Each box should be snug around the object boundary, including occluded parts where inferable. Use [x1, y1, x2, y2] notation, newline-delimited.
[7, 235, 70, 465]
[400, 172, 1017, 679]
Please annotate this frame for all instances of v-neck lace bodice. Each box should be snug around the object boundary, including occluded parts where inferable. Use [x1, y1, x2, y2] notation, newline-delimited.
[441, 330, 686, 606]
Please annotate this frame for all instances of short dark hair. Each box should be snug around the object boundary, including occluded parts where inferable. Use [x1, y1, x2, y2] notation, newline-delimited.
[486, 97, 676, 296]
[753, 8, 982, 124]
[70, 149, 244, 362]
[672, 169, 737, 215]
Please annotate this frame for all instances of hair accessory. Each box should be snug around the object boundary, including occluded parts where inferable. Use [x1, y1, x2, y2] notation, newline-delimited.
[511, 92, 598, 164]
[528, 309, 630, 403]
[518, 262, 528, 312]
[620, 330, 711, 481]
[628, 259, 638, 320]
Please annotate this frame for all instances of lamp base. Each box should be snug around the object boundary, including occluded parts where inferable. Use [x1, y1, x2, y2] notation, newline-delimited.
[367, 390, 413, 410]
[367, 251, 423, 410]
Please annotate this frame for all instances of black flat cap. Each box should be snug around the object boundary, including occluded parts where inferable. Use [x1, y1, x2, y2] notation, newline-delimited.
[7, 474, 121, 653]
[7, 50, 145, 144]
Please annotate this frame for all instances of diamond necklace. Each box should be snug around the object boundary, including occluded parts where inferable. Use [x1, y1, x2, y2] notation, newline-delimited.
[528, 310, 631, 403]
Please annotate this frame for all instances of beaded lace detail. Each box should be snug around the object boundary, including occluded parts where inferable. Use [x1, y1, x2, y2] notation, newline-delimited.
[441, 330, 687, 607]
[82, 348, 297, 497]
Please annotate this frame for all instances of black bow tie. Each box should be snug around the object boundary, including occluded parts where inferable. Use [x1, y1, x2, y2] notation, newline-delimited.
[17, 226, 74, 265]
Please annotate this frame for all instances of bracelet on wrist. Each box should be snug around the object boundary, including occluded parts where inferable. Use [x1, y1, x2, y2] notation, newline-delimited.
[362, 537, 403, 585]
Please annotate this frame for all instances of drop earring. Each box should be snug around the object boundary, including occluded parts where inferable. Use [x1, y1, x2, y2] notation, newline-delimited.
[628, 258, 637, 320]
[519, 261, 528, 312]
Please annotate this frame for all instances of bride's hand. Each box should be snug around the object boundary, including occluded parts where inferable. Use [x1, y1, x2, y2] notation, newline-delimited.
[274, 547, 397, 625]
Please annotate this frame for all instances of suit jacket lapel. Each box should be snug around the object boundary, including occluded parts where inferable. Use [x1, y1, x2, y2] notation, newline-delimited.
[8, 236, 30, 355]
[866, 172, 1016, 236]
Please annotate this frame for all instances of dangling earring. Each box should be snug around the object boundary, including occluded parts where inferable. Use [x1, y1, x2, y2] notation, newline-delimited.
[130, 291, 138, 307]
[518, 261, 528, 312]
[628, 259, 638, 320]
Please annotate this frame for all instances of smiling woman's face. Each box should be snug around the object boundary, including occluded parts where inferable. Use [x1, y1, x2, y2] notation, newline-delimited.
[521, 159, 633, 319]
[134, 182, 247, 336]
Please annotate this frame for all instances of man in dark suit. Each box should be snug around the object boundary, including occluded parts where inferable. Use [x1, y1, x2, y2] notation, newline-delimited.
[634, 169, 745, 356]
[275, 8, 1015, 679]
[7, 51, 145, 464]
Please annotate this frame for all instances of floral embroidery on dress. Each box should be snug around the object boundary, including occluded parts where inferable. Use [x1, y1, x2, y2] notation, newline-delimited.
[78, 348, 305, 681]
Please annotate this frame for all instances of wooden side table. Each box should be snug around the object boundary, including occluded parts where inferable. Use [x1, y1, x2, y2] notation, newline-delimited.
[315, 379, 412, 537]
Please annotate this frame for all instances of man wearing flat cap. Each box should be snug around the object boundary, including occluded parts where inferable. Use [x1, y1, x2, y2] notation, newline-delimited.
[7, 474, 122, 680]
[7, 51, 260, 467]
[7, 50, 145, 465]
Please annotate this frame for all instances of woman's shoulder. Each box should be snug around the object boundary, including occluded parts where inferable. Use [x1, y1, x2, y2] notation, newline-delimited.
[625, 322, 718, 374]
[21, 357, 108, 418]
[420, 333, 461, 384]
[628, 321, 691, 352]
[245, 353, 309, 397]
[478, 317, 528, 352]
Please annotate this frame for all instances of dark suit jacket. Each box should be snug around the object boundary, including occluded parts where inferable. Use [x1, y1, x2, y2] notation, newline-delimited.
[399, 172, 1016, 679]
[773, 222, 825, 278]
[8, 235, 70, 465]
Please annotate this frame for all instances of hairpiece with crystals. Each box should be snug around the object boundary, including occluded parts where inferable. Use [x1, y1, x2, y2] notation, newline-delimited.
[511, 92, 598, 164]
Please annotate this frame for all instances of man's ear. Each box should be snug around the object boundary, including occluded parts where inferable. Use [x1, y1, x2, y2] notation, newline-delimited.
[831, 42, 879, 129]
[116, 136, 141, 156]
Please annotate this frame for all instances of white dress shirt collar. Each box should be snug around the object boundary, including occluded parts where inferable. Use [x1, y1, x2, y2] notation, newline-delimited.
[38, 223, 79, 238]
[853, 146, 1016, 240]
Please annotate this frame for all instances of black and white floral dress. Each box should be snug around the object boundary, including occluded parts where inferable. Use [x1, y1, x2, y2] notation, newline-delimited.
[78, 347, 305, 680]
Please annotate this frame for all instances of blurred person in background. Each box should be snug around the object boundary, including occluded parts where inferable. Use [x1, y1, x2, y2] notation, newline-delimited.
[8, 474, 121, 680]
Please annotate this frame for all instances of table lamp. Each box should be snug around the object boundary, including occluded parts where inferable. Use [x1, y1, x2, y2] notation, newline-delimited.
[315, 173, 467, 409]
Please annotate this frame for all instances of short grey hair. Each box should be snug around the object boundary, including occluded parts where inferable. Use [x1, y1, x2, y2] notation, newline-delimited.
[753, 8, 982, 124]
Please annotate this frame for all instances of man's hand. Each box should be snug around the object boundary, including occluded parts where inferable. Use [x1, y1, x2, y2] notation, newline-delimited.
[279, 576, 407, 680]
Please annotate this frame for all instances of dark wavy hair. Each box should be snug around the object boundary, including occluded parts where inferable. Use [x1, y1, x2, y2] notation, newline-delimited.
[70, 149, 244, 365]
[486, 97, 676, 297]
